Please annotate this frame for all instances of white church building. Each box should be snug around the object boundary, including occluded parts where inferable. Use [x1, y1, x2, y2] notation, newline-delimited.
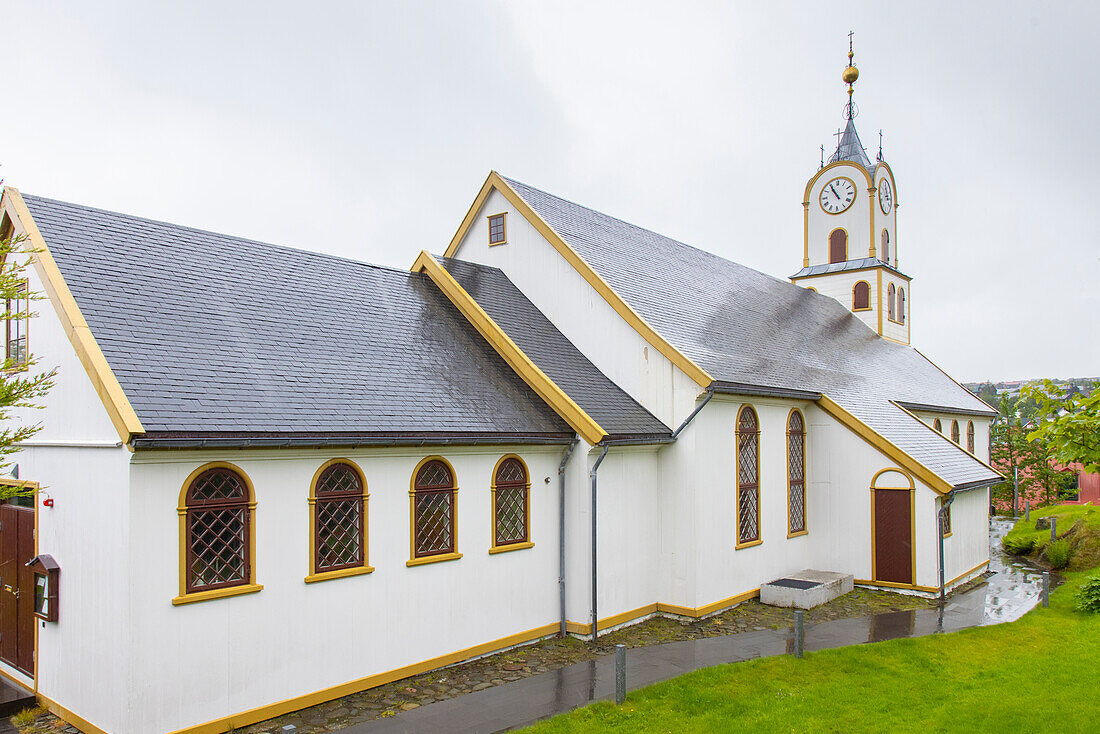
[0, 58, 1000, 734]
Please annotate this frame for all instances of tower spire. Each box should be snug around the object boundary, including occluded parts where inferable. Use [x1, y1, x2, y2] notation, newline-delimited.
[843, 31, 859, 120]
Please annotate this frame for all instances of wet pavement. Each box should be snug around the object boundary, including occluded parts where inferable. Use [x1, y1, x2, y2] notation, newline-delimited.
[337, 518, 1048, 734]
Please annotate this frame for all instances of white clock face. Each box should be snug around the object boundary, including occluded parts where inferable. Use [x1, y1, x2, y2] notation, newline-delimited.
[878, 178, 893, 214]
[819, 177, 856, 214]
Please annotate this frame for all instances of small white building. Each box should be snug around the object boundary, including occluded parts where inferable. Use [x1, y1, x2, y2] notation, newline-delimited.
[0, 74, 1000, 734]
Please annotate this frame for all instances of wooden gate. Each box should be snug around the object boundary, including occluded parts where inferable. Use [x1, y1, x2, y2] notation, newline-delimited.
[0, 504, 35, 676]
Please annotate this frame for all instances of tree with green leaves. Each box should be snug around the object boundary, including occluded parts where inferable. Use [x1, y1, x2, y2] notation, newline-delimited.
[1022, 379, 1100, 473]
[0, 229, 57, 499]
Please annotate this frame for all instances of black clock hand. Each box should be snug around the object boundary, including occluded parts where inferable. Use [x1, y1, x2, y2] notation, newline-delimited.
[829, 183, 840, 199]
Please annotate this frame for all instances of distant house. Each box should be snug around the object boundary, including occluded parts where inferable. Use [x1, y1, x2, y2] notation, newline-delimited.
[1058, 463, 1100, 505]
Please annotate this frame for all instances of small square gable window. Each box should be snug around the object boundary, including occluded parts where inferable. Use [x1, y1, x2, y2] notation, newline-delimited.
[488, 213, 507, 246]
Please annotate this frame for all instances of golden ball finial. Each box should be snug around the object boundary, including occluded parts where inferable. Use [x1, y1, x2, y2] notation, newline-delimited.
[842, 65, 859, 84]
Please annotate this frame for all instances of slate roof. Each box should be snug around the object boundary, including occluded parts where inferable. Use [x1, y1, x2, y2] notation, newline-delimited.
[438, 257, 671, 440]
[499, 176, 1001, 489]
[790, 257, 910, 281]
[22, 194, 575, 443]
[828, 117, 874, 169]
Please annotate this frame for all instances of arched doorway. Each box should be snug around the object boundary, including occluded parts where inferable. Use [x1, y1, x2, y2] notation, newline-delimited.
[871, 468, 914, 585]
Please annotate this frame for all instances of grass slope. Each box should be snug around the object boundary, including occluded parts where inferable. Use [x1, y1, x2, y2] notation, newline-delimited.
[1003, 504, 1100, 570]
[524, 530, 1100, 732]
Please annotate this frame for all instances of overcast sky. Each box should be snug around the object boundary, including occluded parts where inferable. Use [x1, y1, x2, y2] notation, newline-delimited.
[2, 1, 1096, 383]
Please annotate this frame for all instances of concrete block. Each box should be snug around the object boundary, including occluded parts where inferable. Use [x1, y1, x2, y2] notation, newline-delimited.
[760, 569, 854, 609]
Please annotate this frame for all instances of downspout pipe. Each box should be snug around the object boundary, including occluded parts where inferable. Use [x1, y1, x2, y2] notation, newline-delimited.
[671, 386, 716, 439]
[558, 438, 578, 638]
[938, 490, 956, 602]
[590, 443, 609, 641]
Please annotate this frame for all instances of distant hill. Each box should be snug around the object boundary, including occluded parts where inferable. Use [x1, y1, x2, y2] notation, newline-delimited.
[964, 377, 1097, 408]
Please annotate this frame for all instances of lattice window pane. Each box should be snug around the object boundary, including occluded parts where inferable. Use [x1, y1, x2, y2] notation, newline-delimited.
[415, 489, 454, 555]
[789, 483, 806, 533]
[416, 461, 453, 490]
[317, 464, 360, 495]
[738, 487, 759, 543]
[738, 435, 758, 485]
[189, 469, 247, 502]
[317, 498, 362, 570]
[788, 433, 804, 482]
[189, 507, 247, 589]
[496, 458, 527, 485]
[495, 485, 527, 545]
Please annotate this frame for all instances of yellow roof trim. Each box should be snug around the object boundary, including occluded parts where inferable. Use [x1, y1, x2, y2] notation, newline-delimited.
[1, 187, 144, 444]
[412, 250, 607, 445]
[817, 394, 951, 495]
[890, 400, 1004, 479]
[443, 172, 714, 388]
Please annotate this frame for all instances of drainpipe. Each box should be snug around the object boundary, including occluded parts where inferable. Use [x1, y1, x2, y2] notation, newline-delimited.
[671, 385, 716, 439]
[590, 444, 609, 641]
[938, 491, 955, 602]
[558, 438, 578, 638]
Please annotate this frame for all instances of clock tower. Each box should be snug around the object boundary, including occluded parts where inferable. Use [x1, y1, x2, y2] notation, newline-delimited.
[791, 40, 912, 345]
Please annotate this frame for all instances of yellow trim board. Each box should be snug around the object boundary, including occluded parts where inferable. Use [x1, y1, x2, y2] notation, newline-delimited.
[1, 187, 144, 444]
[947, 559, 990, 587]
[442, 172, 713, 388]
[818, 394, 952, 495]
[413, 251, 607, 445]
[159, 589, 762, 734]
[855, 579, 939, 594]
[39, 695, 109, 734]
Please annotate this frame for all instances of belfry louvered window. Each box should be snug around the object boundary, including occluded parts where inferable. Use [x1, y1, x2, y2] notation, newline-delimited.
[313, 462, 366, 573]
[787, 410, 806, 536]
[898, 287, 906, 324]
[852, 281, 870, 310]
[736, 406, 761, 546]
[413, 459, 457, 558]
[888, 283, 896, 321]
[492, 456, 530, 548]
[184, 467, 252, 594]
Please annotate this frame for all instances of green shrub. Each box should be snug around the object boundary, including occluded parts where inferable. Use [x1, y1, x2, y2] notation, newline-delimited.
[1075, 574, 1100, 613]
[1046, 539, 1072, 569]
[1002, 534, 1036, 555]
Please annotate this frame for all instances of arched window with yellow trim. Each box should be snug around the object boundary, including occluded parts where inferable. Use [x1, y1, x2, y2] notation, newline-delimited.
[898, 287, 906, 324]
[829, 229, 848, 264]
[181, 465, 255, 596]
[736, 406, 761, 547]
[951, 420, 960, 444]
[491, 456, 531, 552]
[881, 229, 890, 263]
[309, 460, 369, 579]
[852, 280, 870, 311]
[787, 410, 806, 536]
[967, 421, 975, 454]
[888, 283, 896, 321]
[933, 418, 942, 433]
[410, 458, 459, 563]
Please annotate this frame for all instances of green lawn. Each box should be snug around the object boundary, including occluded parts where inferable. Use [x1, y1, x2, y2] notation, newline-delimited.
[524, 521, 1100, 732]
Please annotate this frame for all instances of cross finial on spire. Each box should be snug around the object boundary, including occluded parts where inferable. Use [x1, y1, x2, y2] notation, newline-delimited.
[842, 32, 859, 119]
[820, 144, 825, 169]
[877, 129, 884, 161]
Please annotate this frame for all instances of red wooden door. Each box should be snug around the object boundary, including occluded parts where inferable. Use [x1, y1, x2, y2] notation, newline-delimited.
[874, 489, 913, 585]
[0, 504, 35, 675]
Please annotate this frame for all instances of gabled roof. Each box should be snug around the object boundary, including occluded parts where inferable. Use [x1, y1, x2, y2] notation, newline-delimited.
[827, 117, 874, 169]
[18, 193, 575, 445]
[479, 175, 1001, 491]
[436, 257, 670, 440]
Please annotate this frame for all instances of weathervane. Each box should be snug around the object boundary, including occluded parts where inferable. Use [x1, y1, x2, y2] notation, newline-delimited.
[843, 31, 859, 120]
